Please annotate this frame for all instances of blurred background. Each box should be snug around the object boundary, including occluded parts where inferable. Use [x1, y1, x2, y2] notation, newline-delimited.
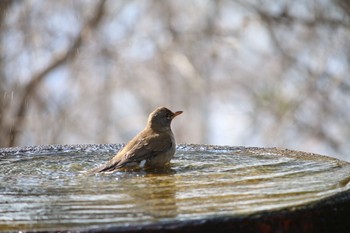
[0, 0, 350, 161]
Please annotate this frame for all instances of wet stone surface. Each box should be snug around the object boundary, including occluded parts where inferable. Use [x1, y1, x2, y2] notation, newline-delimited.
[0, 144, 350, 232]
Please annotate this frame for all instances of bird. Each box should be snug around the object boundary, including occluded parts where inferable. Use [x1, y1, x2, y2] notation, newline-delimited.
[92, 107, 183, 173]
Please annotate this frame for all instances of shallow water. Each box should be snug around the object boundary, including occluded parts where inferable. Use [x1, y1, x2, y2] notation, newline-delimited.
[1, 144, 350, 231]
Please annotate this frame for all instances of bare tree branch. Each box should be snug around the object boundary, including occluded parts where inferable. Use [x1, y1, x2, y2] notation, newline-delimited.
[7, 0, 106, 147]
[0, 0, 16, 144]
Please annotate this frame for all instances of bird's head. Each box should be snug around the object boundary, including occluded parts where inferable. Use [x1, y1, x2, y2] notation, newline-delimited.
[147, 107, 183, 131]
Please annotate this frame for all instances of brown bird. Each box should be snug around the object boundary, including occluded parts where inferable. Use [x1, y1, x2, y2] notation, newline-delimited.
[92, 107, 183, 172]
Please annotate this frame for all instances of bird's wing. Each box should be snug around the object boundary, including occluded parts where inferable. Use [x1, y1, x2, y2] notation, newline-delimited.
[95, 131, 173, 172]
[120, 133, 173, 165]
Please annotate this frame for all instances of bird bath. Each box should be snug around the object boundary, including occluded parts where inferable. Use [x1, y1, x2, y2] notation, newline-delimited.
[1, 144, 350, 232]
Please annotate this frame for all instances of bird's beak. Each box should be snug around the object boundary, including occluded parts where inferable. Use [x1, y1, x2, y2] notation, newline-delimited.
[172, 111, 183, 119]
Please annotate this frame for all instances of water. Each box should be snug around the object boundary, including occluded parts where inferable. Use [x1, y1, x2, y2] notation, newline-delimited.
[1, 144, 350, 231]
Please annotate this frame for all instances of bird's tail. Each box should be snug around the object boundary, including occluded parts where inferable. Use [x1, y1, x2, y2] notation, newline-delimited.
[86, 161, 120, 174]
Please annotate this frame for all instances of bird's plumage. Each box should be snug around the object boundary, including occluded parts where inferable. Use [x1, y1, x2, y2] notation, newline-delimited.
[92, 107, 182, 173]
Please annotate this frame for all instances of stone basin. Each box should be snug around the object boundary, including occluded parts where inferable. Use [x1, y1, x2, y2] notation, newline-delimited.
[1, 144, 350, 232]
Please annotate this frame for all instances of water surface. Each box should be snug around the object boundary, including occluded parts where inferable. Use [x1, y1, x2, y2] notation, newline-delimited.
[1, 144, 350, 231]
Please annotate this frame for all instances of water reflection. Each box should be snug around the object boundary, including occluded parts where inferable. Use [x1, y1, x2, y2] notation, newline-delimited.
[122, 171, 178, 219]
